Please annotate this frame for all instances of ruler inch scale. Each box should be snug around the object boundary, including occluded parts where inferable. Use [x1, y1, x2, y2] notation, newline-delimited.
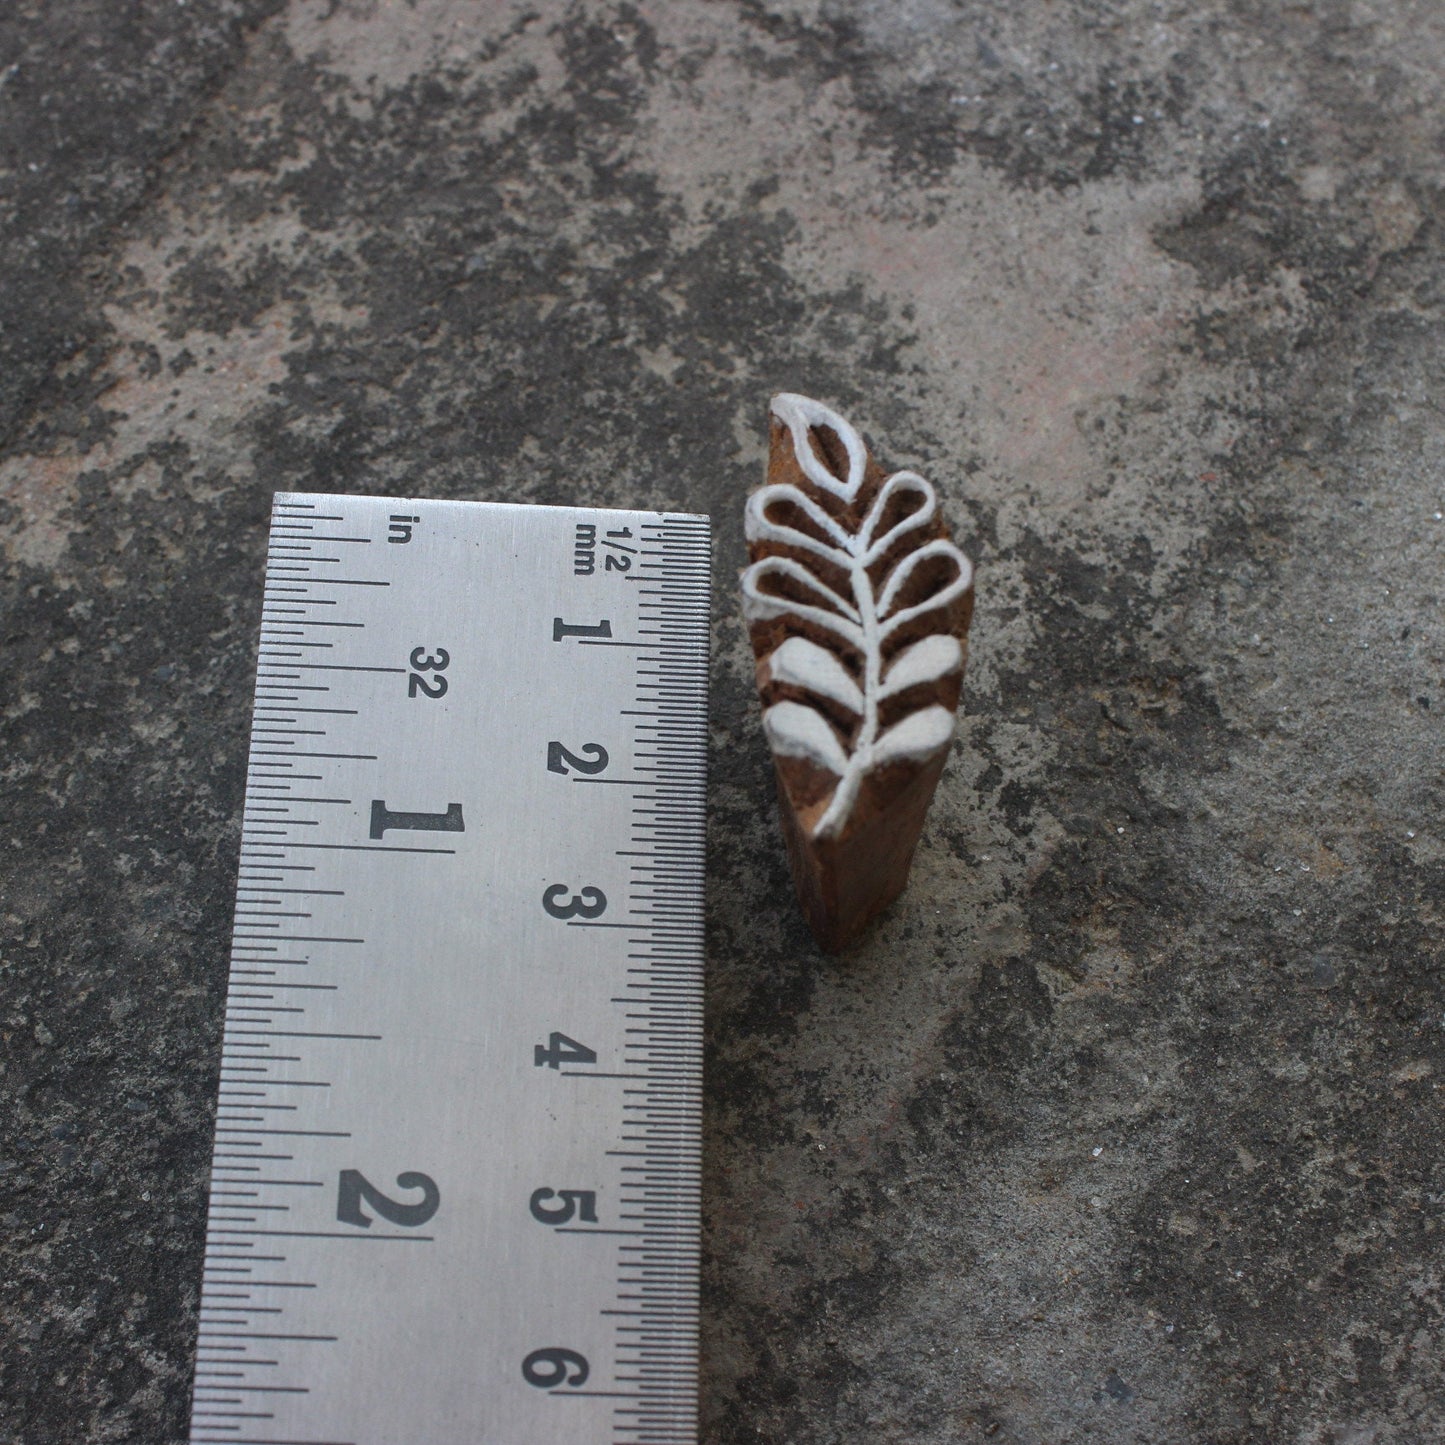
[190, 494, 710, 1445]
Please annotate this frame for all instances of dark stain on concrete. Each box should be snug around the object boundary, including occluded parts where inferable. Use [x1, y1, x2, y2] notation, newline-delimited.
[0, 1, 285, 439]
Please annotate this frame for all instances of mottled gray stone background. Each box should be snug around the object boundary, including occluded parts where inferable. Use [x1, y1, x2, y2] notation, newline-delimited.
[2, 2, 1442, 1441]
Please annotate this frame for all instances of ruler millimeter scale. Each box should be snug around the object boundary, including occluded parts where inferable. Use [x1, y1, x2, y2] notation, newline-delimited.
[190, 494, 710, 1444]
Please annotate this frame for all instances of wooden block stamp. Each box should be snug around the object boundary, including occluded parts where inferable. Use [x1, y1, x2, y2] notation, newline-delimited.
[741, 394, 975, 951]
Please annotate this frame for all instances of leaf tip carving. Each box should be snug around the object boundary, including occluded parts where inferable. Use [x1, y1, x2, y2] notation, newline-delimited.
[768, 393, 868, 502]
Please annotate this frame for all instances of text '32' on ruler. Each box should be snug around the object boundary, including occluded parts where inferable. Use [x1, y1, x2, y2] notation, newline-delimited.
[190, 494, 711, 1445]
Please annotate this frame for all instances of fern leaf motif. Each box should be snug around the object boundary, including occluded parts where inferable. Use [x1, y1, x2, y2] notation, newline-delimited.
[742, 394, 975, 845]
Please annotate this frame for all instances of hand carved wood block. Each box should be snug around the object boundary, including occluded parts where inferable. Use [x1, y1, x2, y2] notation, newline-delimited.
[741, 394, 975, 951]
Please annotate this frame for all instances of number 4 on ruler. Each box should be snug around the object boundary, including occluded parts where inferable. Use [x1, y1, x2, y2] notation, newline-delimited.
[534, 1032, 596, 1069]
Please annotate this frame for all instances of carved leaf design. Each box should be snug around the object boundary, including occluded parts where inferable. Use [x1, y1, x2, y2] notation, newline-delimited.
[767, 637, 865, 715]
[741, 394, 973, 839]
[764, 701, 851, 776]
[868, 706, 957, 769]
[878, 635, 964, 699]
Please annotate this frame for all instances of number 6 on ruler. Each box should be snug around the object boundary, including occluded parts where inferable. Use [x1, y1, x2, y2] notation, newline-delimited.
[522, 1347, 589, 1389]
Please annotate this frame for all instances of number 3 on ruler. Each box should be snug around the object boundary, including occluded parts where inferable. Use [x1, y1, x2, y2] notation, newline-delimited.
[542, 884, 606, 919]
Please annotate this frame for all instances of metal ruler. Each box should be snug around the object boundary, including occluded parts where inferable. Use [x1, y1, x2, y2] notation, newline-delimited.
[189, 494, 710, 1445]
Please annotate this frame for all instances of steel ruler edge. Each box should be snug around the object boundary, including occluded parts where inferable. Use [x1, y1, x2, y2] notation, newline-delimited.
[188, 493, 711, 1445]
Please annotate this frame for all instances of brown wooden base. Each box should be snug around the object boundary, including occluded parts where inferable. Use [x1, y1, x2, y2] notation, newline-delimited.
[774, 747, 951, 952]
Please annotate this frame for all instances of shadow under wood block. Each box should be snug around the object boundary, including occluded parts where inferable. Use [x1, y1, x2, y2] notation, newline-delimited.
[741, 394, 975, 952]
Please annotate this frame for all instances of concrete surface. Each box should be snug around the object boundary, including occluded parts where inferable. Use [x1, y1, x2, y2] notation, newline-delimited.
[2, 2, 1443, 1440]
